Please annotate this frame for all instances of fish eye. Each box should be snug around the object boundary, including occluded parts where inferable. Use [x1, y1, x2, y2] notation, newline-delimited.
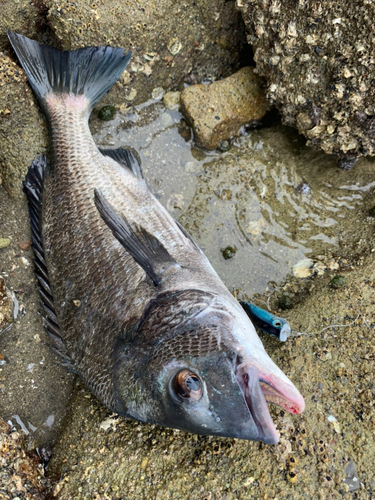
[171, 369, 203, 401]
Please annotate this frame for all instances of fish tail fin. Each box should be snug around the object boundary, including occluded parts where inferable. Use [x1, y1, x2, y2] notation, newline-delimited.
[7, 31, 131, 110]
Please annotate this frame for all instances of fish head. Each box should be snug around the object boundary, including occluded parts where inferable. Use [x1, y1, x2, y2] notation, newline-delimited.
[128, 292, 304, 444]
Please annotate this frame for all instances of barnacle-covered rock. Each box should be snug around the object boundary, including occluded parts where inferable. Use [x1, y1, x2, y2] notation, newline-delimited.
[238, 0, 375, 162]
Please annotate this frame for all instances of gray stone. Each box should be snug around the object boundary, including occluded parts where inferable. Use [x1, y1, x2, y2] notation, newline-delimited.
[343, 460, 360, 492]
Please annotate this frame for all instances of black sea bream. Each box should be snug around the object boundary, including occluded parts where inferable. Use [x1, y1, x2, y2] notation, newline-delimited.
[8, 31, 304, 444]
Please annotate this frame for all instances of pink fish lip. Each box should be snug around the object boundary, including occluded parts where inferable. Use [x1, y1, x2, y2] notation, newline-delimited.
[236, 363, 305, 445]
[259, 372, 305, 415]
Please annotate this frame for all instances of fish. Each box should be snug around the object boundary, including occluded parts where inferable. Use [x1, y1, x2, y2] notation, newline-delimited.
[8, 31, 304, 444]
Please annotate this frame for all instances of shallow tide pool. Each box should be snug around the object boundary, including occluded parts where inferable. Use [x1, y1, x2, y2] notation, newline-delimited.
[91, 100, 375, 295]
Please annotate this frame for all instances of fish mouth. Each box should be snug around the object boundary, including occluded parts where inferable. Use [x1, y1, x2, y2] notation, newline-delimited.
[236, 363, 305, 445]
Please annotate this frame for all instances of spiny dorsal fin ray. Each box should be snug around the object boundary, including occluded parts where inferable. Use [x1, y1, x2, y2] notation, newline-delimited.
[174, 220, 202, 253]
[23, 156, 74, 370]
[94, 189, 179, 286]
[99, 147, 144, 180]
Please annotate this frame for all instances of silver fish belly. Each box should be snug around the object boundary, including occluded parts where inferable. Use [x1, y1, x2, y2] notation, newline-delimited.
[8, 31, 304, 444]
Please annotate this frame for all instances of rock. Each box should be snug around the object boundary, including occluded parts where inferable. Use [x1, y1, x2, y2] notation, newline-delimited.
[163, 91, 181, 111]
[0, 277, 12, 331]
[0, 238, 10, 249]
[0, 1, 50, 52]
[0, 419, 50, 499]
[0, 53, 48, 197]
[292, 258, 314, 278]
[238, 0, 375, 161]
[180, 67, 269, 149]
[343, 460, 360, 492]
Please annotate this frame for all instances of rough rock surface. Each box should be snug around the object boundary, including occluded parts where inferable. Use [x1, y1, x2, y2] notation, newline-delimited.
[45, 0, 247, 105]
[0, 1, 52, 53]
[180, 66, 269, 149]
[238, 0, 375, 161]
[0, 419, 50, 499]
[0, 53, 48, 197]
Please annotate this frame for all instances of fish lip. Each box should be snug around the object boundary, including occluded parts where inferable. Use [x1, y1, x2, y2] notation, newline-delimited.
[235, 362, 305, 445]
[258, 373, 305, 415]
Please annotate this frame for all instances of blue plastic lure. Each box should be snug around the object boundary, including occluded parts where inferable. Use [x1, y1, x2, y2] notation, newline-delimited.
[240, 302, 290, 342]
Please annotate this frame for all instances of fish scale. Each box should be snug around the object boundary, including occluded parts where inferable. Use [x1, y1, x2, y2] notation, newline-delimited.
[8, 31, 304, 443]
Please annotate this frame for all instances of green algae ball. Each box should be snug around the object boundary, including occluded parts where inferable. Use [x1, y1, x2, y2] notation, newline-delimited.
[221, 246, 237, 260]
[278, 295, 293, 310]
[330, 275, 346, 289]
[99, 105, 116, 121]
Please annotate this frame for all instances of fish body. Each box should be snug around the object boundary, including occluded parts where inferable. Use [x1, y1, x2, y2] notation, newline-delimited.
[8, 32, 304, 444]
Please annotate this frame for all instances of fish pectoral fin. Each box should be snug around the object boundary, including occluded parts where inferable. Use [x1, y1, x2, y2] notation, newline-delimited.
[94, 189, 178, 286]
[99, 147, 145, 180]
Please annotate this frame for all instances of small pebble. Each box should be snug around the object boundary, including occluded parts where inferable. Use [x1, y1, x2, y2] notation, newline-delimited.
[19, 256, 29, 267]
[160, 112, 174, 128]
[151, 87, 165, 100]
[218, 140, 231, 152]
[296, 182, 311, 194]
[163, 91, 181, 111]
[18, 241, 31, 250]
[328, 259, 339, 271]
[0, 238, 11, 249]
[292, 258, 314, 278]
[125, 88, 137, 101]
[167, 39, 182, 55]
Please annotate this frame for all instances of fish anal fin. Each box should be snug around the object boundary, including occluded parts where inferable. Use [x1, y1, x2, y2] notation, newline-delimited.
[99, 147, 144, 180]
[94, 189, 178, 286]
[24, 156, 76, 373]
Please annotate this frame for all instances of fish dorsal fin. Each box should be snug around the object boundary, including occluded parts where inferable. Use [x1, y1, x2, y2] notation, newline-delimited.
[175, 220, 202, 253]
[99, 147, 145, 180]
[23, 156, 76, 373]
[94, 189, 179, 286]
